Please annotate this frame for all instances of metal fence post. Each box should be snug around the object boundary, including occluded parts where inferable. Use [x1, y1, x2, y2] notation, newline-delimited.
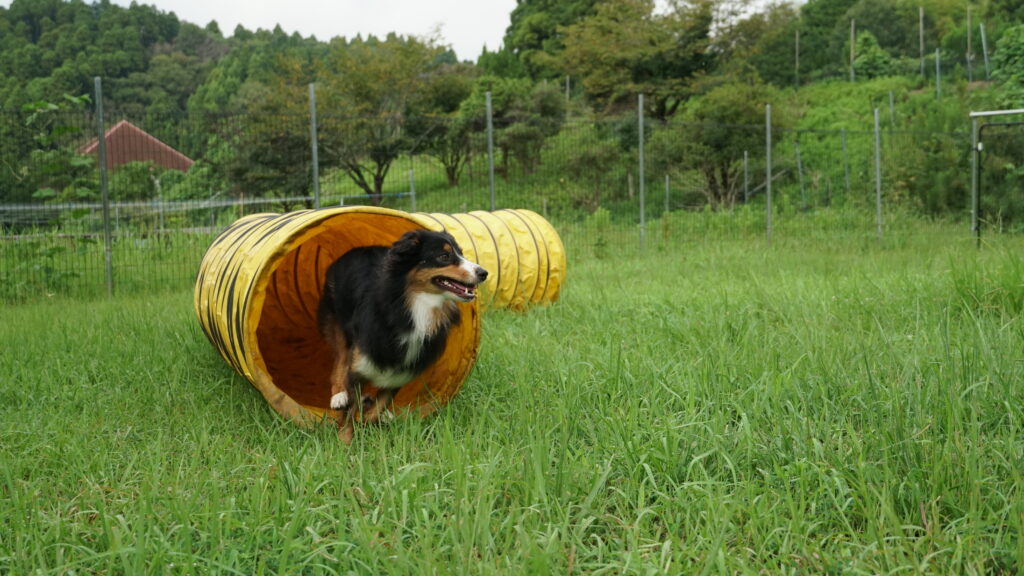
[971, 116, 979, 244]
[841, 129, 850, 195]
[967, 6, 973, 83]
[850, 19, 856, 82]
[486, 91, 496, 211]
[980, 23, 991, 81]
[94, 77, 113, 297]
[889, 90, 896, 130]
[795, 137, 806, 209]
[309, 83, 320, 209]
[743, 150, 749, 203]
[409, 168, 417, 212]
[638, 94, 646, 252]
[766, 104, 773, 243]
[874, 108, 883, 238]
[919, 6, 926, 78]
[664, 174, 670, 214]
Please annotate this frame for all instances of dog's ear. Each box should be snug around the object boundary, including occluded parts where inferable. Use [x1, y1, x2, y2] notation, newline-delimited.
[390, 229, 425, 260]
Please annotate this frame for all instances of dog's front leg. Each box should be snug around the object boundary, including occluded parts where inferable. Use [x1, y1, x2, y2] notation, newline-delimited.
[361, 388, 398, 425]
[328, 344, 358, 443]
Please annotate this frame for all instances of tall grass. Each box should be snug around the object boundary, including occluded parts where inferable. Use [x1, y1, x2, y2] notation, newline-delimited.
[1, 235, 1022, 574]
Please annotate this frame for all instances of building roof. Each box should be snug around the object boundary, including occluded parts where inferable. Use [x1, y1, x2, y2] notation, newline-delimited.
[80, 120, 194, 172]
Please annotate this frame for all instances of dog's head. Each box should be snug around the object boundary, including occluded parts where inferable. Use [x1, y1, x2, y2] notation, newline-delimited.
[388, 229, 488, 303]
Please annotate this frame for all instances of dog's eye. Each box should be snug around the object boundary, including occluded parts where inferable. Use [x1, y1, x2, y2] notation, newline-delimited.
[437, 252, 451, 264]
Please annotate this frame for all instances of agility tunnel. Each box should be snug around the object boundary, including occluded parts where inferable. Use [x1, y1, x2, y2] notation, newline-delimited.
[194, 206, 566, 425]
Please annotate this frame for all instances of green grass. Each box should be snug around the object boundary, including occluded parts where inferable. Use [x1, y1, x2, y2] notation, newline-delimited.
[2, 234, 1023, 574]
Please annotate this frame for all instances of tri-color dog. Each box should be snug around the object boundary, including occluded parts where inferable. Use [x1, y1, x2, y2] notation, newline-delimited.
[318, 229, 488, 442]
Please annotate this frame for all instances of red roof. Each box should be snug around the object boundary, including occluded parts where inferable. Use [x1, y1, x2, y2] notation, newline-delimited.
[80, 120, 194, 172]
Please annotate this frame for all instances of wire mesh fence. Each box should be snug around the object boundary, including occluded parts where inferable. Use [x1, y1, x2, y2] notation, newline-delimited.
[0, 92, 1001, 303]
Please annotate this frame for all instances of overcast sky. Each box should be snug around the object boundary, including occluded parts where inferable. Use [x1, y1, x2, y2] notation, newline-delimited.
[0, 0, 520, 61]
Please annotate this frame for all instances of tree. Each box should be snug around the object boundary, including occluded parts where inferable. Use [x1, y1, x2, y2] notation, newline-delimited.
[649, 81, 784, 210]
[852, 31, 895, 79]
[315, 35, 448, 203]
[559, 0, 713, 120]
[797, 0, 858, 78]
[992, 24, 1024, 107]
[406, 61, 478, 186]
[458, 76, 566, 179]
[714, 2, 800, 86]
[502, 0, 601, 80]
[17, 94, 98, 205]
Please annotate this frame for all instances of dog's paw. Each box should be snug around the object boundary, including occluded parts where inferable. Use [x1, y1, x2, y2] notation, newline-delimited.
[330, 391, 350, 410]
[338, 421, 354, 444]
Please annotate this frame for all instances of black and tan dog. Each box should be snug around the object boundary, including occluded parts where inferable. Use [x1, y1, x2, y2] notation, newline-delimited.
[318, 229, 488, 442]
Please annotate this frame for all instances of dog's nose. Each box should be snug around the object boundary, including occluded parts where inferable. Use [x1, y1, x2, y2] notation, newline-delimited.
[476, 267, 489, 282]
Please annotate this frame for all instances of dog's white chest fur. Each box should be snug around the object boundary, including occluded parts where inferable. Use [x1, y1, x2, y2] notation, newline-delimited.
[350, 292, 449, 389]
[352, 354, 414, 389]
[404, 292, 447, 361]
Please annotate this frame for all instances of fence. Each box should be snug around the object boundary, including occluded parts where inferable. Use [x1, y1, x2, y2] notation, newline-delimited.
[1, 81, 1014, 303]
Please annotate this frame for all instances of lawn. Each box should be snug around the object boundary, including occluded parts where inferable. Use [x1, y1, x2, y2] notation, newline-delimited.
[1, 232, 1022, 574]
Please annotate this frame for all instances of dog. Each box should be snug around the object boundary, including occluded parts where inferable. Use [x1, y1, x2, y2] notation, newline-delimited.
[318, 229, 488, 442]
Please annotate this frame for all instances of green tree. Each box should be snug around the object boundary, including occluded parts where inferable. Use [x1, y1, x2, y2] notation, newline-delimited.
[459, 76, 566, 179]
[315, 35, 448, 203]
[992, 24, 1024, 107]
[502, 0, 600, 80]
[844, 0, 919, 59]
[797, 0, 858, 79]
[406, 61, 478, 186]
[853, 31, 895, 79]
[716, 2, 800, 86]
[559, 0, 713, 120]
[649, 81, 785, 210]
[18, 94, 98, 205]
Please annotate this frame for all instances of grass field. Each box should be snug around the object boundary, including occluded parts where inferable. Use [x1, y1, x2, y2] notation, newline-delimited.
[2, 232, 1023, 574]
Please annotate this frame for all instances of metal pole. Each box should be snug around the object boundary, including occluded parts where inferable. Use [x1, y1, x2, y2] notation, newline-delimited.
[980, 23, 991, 81]
[638, 94, 646, 251]
[889, 90, 896, 130]
[795, 29, 800, 88]
[766, 104, 773, 243]
[309, 83, 320, 209]
[565, 75, 570, 102]
[971, 117, 979, 244]
[874, 108, 883, 239]
[409, 169, 416, 212]
[850, 19, 856, 82]
[919, 6, 925, 78]
[155, 176, 163, 233]
[486, 91, 496, 211]
[841, 129, 850, 195]
[94, 77, 113, 297]
[664, 174, 670, 214]
[967, 6, 973, 83]
[743, 150, 749, 203]
[936, 48, 941, 99]
[795, 137, 806, 209]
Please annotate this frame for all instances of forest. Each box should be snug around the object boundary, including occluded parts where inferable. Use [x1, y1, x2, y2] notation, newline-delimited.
[1, 0, 1023, 225]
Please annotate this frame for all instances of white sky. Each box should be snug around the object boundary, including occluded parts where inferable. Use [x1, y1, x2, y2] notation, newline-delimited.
[0, 0, 520, 61]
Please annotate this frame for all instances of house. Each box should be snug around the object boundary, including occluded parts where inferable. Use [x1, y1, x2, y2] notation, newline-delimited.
[79, 120, 194, 172]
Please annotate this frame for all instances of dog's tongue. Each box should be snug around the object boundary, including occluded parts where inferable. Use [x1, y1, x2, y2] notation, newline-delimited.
[439, 278, 476, 300]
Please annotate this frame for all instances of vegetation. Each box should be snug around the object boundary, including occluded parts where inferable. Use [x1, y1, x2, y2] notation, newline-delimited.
[2, 0, 1023, 225]
[3, 229, 1023, 573]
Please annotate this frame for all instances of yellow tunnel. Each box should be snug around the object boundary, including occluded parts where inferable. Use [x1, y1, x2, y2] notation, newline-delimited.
[193, 207, 566, 425]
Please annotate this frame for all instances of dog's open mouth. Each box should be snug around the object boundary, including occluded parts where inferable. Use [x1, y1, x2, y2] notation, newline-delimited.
[434, 277, 477, 301]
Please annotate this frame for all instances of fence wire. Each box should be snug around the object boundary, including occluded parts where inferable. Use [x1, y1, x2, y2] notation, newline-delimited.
[0, 103, 995, 303]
